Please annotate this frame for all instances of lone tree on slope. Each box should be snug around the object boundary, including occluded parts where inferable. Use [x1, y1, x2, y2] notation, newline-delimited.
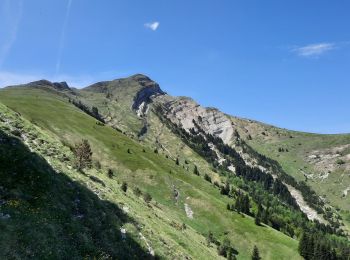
[251, 245, 261, 260]
[74, 139, 93, 171]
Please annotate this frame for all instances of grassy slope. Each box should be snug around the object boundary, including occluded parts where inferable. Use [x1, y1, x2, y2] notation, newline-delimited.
[230, 116, 350, 229]
[77, 78, 145, 135]
[0, 86, 300, 259]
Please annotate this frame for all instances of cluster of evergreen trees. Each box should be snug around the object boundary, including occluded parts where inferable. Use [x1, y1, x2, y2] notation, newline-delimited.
[239, 139, 342, 228]
[233, 191, 250, 215]
[69, 99, 105, 123]
[191, 119, 298, 209]
[299, 232, 350, 260]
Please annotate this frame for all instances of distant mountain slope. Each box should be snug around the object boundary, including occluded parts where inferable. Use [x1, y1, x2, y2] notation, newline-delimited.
[0, 75, 349, 259]
[229, 117, 350, 230]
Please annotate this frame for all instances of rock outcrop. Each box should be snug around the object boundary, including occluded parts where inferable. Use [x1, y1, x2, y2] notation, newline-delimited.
[27, 80, 71, 91]
[132, 75, 165, 111]
[153, 95, 234, 144]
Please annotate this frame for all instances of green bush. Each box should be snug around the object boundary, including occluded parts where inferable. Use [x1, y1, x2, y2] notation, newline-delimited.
[336, 159, 345, 165]
[133, 187, 142, 197]
[143, 192, 152, 203]
[107, 168, 114, 178]
[121, 182, 128, 192]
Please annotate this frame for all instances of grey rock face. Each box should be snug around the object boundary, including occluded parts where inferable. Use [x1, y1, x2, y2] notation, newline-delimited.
[132, 75, 165, 114]
[52, 82, 70, 91]
[153, 95, 234, 144]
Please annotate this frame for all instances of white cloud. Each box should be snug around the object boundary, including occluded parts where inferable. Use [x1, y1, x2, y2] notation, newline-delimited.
[56, 0, 73, 75]
[292, 43, 335, 57]
[0, 0, 23, 68]
[144, 21, 160, 31]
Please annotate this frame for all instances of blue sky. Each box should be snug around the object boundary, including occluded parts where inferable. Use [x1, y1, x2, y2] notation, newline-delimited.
[0, 0, 349, 133]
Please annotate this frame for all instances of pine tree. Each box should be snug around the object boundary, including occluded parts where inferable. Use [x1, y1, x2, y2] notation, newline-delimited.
[74, 139, 92, 171]
[234, 195, 241, 213]
[299, 233, 313, 260]
[176, 158, 179, 165]
[255, 203, 263, 226]
[242, 194, 250, 215]
[251, 245, 261, 260]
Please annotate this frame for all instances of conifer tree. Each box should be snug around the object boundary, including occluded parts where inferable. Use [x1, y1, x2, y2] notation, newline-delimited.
[251, 245, 261, 260]
[255, 203, 263, 226]
[74, 139, 92, 171]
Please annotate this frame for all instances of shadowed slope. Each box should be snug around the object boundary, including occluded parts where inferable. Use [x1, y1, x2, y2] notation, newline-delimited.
[0, 129, 152, 259]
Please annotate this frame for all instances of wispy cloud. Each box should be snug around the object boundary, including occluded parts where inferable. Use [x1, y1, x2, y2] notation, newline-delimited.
[0, 0, 23, 68]
[292, 43, 335, 57]
[56, 0, 73, 75]
[144, 21, 160, 31]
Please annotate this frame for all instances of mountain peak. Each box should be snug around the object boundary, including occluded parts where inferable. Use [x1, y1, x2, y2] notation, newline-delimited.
[128, 74, 161, 89]
[130, 73, 152, 81]
[26, 80, 70, 91]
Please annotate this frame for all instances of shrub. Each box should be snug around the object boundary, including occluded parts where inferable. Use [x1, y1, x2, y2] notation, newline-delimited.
[143, 192, 152, 203]
[206, 231, 215, 246]
[336, 159, 345, 165]
[11, 129, 21, 137]
[193, 165, 199, 175]
[133, 187, 142, 197]
[121, 182, 128, 192]
[107, 169, 114, 178]
[94, 160, 101, 169]
[204, 173, 212, 183]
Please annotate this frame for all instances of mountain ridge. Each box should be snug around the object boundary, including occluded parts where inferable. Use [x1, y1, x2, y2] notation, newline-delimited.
[0, 74, 349, 259]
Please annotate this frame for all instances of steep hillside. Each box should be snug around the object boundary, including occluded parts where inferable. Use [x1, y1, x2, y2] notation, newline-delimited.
[229, 116, 350, 230]
[0, 84, 303, 259]
[1, 76, 349, 259]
